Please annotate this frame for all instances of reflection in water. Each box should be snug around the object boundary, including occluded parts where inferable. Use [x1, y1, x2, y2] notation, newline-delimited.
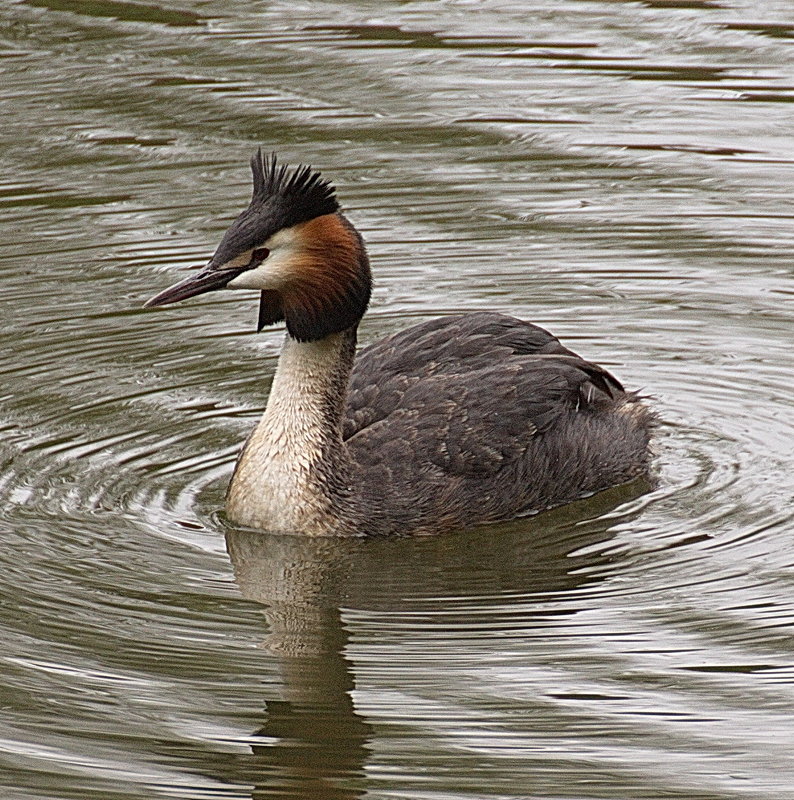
[228, 532, 373, 800]
[253, 607, 371, 800]
[225, 485, 644, 799]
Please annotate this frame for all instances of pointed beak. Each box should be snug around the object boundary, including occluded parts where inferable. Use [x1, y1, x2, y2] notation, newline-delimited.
[143, 264, 249, 308]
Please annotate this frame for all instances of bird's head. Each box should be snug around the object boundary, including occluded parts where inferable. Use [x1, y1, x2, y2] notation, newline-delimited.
[144, 150, 371, 342]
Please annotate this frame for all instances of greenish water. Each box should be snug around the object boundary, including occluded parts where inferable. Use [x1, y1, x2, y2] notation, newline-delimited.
[2, 1, 794, 798]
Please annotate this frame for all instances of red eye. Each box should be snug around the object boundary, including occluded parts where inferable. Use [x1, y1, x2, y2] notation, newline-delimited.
[251, 248, 269, 264]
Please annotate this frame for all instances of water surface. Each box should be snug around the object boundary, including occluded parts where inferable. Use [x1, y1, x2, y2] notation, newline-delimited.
[1, 0, 794, 797]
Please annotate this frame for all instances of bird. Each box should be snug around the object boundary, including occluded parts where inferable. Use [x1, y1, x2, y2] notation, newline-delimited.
[144, 150, 654, 536]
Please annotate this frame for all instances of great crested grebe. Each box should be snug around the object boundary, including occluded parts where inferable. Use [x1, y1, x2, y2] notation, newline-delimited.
[145, 151, 654, 536]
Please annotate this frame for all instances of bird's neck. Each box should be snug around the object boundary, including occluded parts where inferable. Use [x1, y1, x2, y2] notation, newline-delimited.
[226, 327, 357, 535]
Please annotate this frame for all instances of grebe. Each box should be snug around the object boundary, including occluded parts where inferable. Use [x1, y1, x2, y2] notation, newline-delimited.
[145, 151, 654, 536]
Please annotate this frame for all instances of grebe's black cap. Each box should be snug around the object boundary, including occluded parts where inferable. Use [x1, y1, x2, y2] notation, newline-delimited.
[208, 149, 339, 269]
[144, 150, 341, 309]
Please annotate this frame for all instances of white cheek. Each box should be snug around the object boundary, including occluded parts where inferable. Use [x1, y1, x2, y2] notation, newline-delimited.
[226, 246, 296, 291]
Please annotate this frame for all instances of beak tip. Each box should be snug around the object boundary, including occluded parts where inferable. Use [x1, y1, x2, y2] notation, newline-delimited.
[142, 265, 244, 311]
[142, 292, 170, 309]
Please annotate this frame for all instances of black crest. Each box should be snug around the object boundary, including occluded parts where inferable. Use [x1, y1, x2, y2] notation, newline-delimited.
[210, 149, 340, 268]
[249, 149, 339, 222]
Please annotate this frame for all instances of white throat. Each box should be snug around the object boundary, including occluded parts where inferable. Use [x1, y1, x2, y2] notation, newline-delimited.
[226, 331, 353, 534]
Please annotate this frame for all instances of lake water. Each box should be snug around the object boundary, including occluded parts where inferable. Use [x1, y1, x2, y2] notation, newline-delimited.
[2, 0, 794, 798]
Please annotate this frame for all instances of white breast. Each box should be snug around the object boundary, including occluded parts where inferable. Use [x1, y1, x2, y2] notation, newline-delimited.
[226, 332, 348, 534]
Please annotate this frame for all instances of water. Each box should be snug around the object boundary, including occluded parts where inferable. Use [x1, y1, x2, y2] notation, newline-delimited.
[1, 0, 794, 797]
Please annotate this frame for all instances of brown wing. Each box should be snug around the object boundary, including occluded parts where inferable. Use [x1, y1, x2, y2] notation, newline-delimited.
[343, 312, 625, 478]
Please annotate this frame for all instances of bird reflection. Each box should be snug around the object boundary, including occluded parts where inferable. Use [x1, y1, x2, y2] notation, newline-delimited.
[224, 480, 648, 799]
[251, 607, 371, 800]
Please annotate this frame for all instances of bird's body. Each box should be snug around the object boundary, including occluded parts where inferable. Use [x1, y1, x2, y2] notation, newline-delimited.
[145, 152, 654, 537]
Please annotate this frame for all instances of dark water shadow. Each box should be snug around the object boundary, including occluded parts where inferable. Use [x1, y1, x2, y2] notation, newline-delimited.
[220, 480, 648, 799]
[22, 0, 204, 27]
